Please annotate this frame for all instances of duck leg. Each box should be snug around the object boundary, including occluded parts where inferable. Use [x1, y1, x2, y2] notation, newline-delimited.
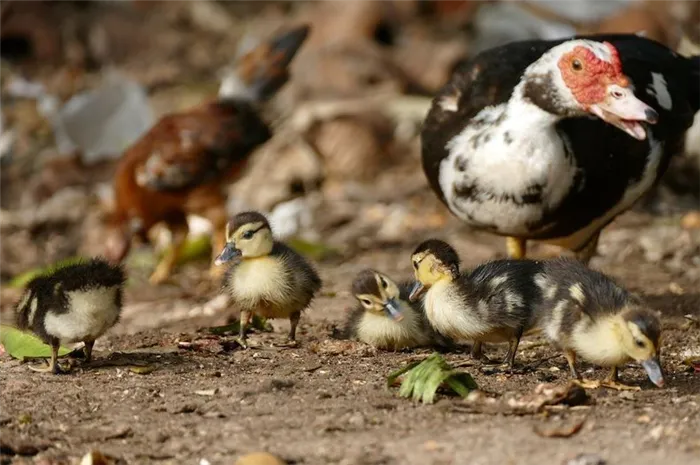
[236, 309, 251, 349]
[564, 349, 603, 388]
[506, 237, 527, 259]
[28, 343, 68, 374]
[502, 335, 522, 368]
[470, 341, 493, 363]
[149, 223, 188, 285]
[574, 232, 600, 265]
[470, 341, 483, 359]
[275, 311, 301, 348]
[83, 340, 95, 364]
[600, 366, 641, 391]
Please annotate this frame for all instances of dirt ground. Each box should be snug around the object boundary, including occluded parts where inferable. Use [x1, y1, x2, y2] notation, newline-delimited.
[2, 209, 700, 465]
[2, 2, 700, 464]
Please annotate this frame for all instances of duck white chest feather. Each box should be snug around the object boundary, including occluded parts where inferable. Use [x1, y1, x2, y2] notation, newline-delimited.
[44, 287, 121, 343]
[439, 100, 579, 235]
[424, 281, 491, 341]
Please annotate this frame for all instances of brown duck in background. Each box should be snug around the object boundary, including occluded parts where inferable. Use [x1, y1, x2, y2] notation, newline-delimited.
[104, 24, 311, 284]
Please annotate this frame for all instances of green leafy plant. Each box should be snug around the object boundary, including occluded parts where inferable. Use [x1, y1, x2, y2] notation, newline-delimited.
[0, 325, 71, 360]
[387, 352, 478, 404]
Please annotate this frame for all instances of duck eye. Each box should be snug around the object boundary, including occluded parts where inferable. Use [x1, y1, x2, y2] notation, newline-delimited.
[379, 278, 388, 289]
[360, 299, 372, 307]
[572, 59, 582, 71]
[635, 340, 645, 348]
[242, 230, 254, 240]
[413, 260, 419, 270]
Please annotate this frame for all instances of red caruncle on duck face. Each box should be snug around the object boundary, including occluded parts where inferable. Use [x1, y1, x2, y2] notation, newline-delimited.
[557, 41, 659, 141]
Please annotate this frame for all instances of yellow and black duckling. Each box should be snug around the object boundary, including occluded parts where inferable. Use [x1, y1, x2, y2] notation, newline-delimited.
[409, 239, 543, 367]
[341, 269, 454, 351]
[214, 211, 322, 347]
[14, 258, 126, 374]
[535, 258, 664, 390]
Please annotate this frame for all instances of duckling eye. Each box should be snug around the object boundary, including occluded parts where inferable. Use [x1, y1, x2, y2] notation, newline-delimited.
[241, 230, 255, 240]
[379, 277, 388, 289]
[572, 59, 583, 71]
[360, 298, 372, 307]
[412, 260, 419, 270]
[635, 340, 645, 348]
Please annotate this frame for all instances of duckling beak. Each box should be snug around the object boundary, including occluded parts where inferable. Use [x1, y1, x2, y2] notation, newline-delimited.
[408, 282, 426, 302]
[641, 357, 664, 387]
[384, 298, 404, 322]
[214, 243, 241, 265]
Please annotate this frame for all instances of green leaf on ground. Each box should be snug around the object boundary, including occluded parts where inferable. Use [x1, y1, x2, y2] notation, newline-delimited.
[0, 325, 71, 360]
[387, 352, 478, 404]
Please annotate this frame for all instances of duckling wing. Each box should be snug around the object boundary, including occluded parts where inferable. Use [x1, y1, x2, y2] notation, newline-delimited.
[274, 242, 323, 302]
[465, 259, 546, 327]
[540, 258, 630, 322]
[339, 305, 365, 340]
[132, 101, 271, 192]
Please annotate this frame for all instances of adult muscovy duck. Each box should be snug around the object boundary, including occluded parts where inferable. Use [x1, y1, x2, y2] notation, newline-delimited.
[421, 34, 700, 262]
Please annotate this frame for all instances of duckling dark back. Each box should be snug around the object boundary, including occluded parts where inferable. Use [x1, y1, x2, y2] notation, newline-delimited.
[459, 259, 546, 330]
[274, 242, 323, 302]
[538, 258, 630, 316]
[14, 258, 126, 343]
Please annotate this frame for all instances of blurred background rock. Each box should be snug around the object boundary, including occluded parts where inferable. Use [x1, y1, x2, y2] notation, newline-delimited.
[1, 0, 699, 282]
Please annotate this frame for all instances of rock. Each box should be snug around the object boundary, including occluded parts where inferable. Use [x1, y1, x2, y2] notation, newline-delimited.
[562, 453, 606, 465]
[235, 452, 286, 465]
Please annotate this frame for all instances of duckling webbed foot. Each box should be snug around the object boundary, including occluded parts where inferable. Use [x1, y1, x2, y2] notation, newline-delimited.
[599, 367, 640, 391]
[28, 345, 70, 374]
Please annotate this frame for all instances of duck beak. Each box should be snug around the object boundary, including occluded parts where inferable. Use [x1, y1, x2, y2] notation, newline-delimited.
[214, 243, 241, 265]
[641, 357, 664, 387]
[383, 298, 404, 321]
[589, 85, 658, 141]
[408, 282, 426, 302]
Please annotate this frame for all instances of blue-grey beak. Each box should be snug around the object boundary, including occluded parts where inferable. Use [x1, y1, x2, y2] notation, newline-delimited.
[384, 298, 403, 322]
[641, 357, 664, 388]
[214, 243, 241, 266]
[408, 281, 426, 302]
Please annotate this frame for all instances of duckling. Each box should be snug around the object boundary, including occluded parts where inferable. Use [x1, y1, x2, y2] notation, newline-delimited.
[214, 211, 322, 347]
[342, 269, 453, 351]
[14, 258, 126, 374]
[409, 239, 543, 367]
[535, 258, 664, 390]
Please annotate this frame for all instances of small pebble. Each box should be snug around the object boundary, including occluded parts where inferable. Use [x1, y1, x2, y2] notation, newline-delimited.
[562, 453, 606, 465]
[235, 452, 286, 465]
[637, 414, 651, 424]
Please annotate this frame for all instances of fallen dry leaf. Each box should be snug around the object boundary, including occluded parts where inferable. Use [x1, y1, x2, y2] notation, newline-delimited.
[534, 416, 587, 438]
